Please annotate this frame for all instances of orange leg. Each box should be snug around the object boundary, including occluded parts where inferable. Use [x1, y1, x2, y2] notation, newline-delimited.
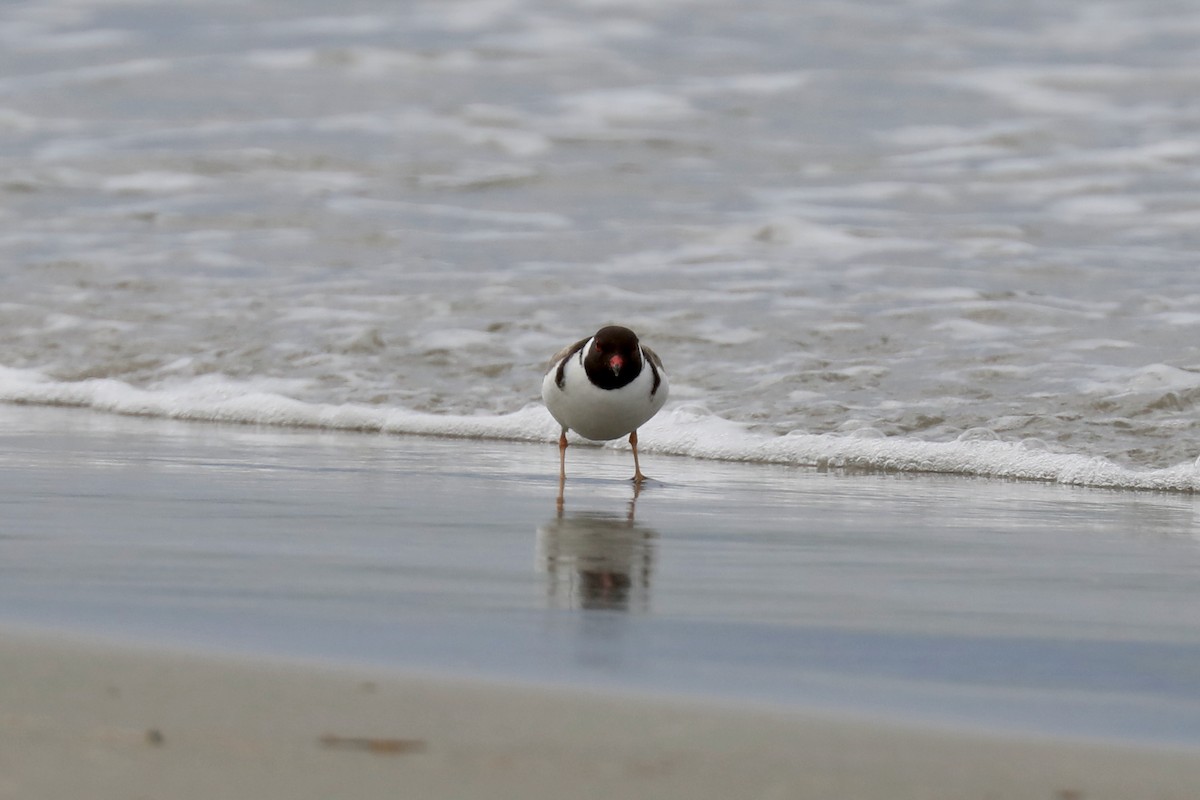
[629, 429, 647, 484]
[557, 430, 568, 509]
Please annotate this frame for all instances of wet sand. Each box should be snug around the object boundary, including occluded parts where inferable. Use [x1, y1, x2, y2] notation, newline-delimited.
[3, 405, 1200, 796]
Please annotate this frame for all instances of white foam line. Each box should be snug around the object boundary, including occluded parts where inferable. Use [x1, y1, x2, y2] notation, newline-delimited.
[638, 412, 1200, 492]
[0, 367, 556, 442]
[1, 366, 1196, 493]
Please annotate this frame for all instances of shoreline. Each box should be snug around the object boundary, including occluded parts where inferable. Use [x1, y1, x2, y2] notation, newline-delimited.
[2, 378, 1200, 492]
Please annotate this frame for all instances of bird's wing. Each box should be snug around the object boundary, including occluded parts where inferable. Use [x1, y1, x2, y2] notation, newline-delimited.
[641, 345, 665, 372]
[547, 336, 591, 388]
[641, 345, 665, 395]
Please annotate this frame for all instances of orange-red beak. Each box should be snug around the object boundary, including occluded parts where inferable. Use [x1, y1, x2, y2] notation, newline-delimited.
[608, 354, 624, 375]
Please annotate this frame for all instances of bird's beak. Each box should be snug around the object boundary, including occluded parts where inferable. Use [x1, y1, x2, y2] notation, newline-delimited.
[608, 354, 624, 376]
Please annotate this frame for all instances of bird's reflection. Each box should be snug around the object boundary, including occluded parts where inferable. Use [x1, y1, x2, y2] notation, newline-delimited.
[535, 505, 657, 612]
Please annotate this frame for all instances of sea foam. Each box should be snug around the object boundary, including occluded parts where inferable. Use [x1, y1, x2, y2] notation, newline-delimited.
[2, 366, 1196, 493]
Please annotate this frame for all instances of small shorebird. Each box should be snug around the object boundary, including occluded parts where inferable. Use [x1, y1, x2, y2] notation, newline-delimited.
[542, 325, 668, 502]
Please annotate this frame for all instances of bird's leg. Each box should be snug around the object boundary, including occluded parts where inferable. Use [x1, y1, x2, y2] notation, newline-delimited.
[557, 430, 568, 510]
[629, 429, 647, 484]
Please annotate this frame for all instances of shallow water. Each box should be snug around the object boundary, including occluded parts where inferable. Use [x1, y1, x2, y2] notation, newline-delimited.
[3, 0, 1200, 486]
[3, 407, 1200, 743]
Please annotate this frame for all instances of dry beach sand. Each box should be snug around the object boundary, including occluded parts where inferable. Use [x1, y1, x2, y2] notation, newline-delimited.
[3, 628, 1200, 800]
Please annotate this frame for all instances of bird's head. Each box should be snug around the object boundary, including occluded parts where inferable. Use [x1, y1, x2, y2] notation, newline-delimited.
[586, 326, 642, 387]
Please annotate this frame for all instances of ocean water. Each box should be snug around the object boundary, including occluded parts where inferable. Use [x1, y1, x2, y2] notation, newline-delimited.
[4, 0, 1200, 489]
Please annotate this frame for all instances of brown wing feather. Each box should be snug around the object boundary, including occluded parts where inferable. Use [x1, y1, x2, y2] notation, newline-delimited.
[548, 336, 590, 389]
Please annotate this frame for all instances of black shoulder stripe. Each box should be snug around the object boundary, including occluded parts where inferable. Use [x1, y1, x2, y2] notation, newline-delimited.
[643, 347, 662, 395]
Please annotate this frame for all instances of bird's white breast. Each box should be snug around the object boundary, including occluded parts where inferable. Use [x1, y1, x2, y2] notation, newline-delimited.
[541, 345, 668, 441]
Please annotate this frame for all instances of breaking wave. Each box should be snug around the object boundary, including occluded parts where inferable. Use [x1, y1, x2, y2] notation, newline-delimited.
[3, 366, 1197, 493]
